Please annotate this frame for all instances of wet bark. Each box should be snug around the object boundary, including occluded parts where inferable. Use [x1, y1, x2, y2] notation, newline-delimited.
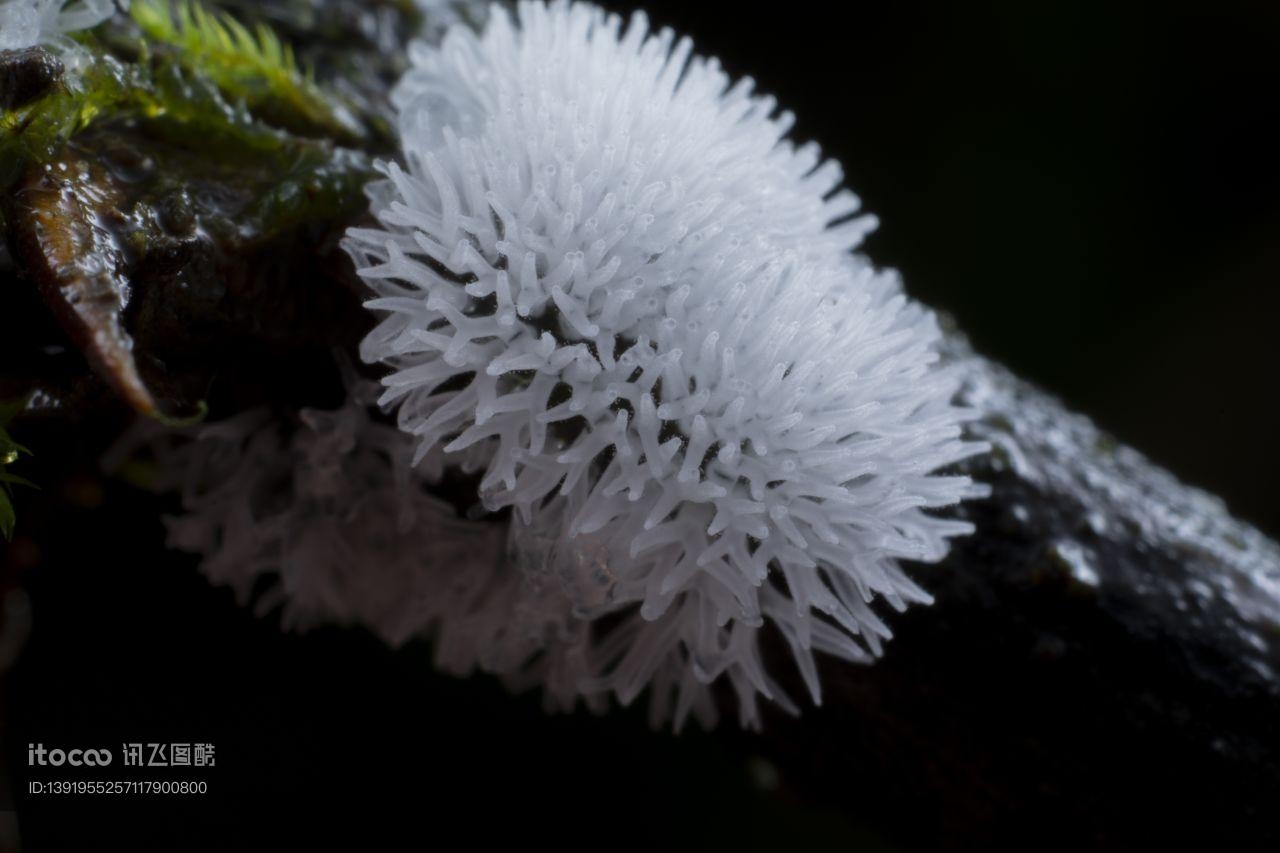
[752, 343, 1280, 849]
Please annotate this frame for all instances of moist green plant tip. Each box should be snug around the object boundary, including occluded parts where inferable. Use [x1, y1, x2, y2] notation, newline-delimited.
[0, 397, 34, 541]
[130, 0, 364, 142]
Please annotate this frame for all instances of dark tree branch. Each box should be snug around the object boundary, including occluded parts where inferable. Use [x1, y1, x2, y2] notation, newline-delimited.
[752, 338, 1280, 848]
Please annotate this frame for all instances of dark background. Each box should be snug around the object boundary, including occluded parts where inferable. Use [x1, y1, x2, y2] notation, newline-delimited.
[4, 0, 1279, 850]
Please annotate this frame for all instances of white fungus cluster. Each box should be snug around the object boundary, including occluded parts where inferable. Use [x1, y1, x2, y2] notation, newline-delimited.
[0, 0, 120, 56]
[344, 0, 988, 728]
[132, 379, 634, 708]
[132, 381, 506, 657]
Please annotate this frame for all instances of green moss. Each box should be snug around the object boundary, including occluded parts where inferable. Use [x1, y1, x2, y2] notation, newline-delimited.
[0, 0, 376, 430]
[2, 45, 372, 236]
[2, 51, 272, 185]
[130, 0, 363, 141]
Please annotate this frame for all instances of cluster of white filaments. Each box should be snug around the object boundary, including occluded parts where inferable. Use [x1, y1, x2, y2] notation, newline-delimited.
[339, 0, 987, 728]
[144, 383, 496, 650]
[136, 381, 528, 674]
[133, 380, 637, 713]
[0, 0, 120, 55]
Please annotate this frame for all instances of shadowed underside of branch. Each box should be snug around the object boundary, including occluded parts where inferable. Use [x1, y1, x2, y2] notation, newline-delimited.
[749, 340, 1280, 848]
